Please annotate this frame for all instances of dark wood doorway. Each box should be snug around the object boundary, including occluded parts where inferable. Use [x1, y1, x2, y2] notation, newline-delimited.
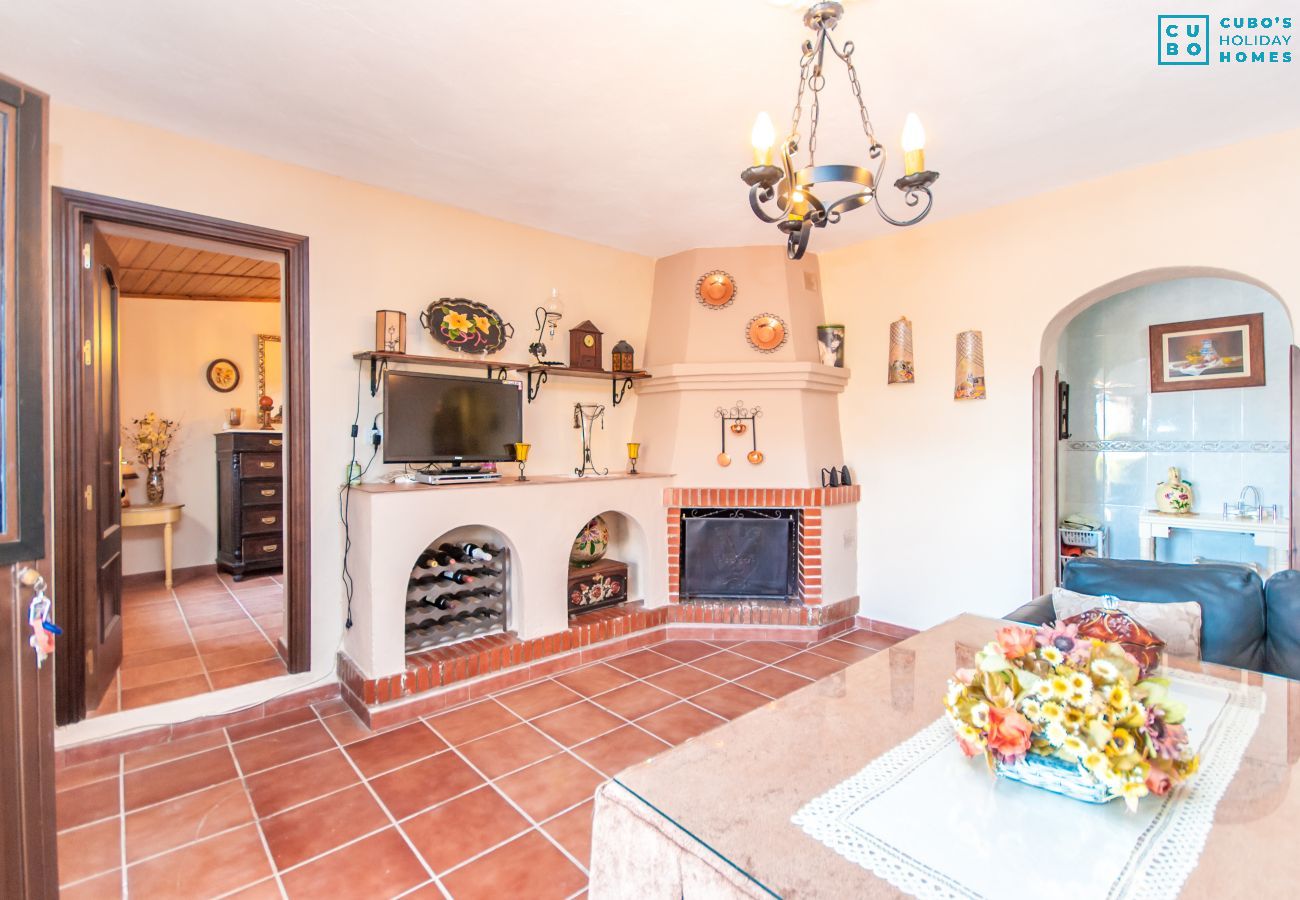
[52, 190, 312, 725]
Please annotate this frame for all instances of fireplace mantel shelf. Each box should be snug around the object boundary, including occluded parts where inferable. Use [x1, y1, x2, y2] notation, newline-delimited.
[637, 361, 850, 395]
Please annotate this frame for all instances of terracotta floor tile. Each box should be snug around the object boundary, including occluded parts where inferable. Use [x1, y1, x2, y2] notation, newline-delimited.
[571, 725, 670, 777]
[425, 701, 516, 752]
[181, 602, 251, 626]
[322, 710, 376, 746]
[232, 720, 334, 774]
[458, 723, 561, 779]
[440, 829, 586, 900]
[60, 869, 123, 900]
[808, 638, 879, 664]
[126, 824, 272, 900]
[119, 643, 198, 670]
[58, 818, 121, 886]
[651, 640, 720, 664]
[188, 618, 261, 642]
[119, 656, 205, 691]
[125, 780, 253, 863]
[227, 706, 317, 743]
[87, 681, 121, 718]
[729, 641, 800, 665]
[280, 828, 428, 900]
[123, 729, 226, 772]
[312, 697, 350, 717]
[202, 640, 280, 672]
[531, 702, 624, 747]
[345, 721, 447, 777]
[369, 751, 485, 819]
[689, 684, 772, 720]
[402, 785, 531, 874]
[645, 665, 726, 698]
[636, 702, 727, 745]
[495, 680, 584, 719]
[840, 629, 901, 650]
[777, 651, 848, 681]
[736, 666, 815, 699]
[604, 649, 680, 678]
[589, 681, 678, 720]
[262, 783, 390, 870]
[688, 650, 765, 680]
[209, 657, 289, 690]
[56, 755, 120, 792]
[124, 747, 238, 811]
[222, 878, 285, 899]
[244, 749, 360, 818]
[121, 674, 212, 710]
[552, 663, 636, 698]
[56, 775, 120, 830]
[495, 754, 604, 822]
[542, 800, 595, 868]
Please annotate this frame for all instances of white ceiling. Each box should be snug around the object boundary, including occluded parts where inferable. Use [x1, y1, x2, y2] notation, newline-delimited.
[2, 0, 1297, 257]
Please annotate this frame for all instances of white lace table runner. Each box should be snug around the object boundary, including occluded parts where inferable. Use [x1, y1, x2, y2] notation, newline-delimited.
[793, 673, 1263, 900]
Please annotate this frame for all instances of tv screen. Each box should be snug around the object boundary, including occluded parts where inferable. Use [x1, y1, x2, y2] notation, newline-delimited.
[382, 371, 523, 464]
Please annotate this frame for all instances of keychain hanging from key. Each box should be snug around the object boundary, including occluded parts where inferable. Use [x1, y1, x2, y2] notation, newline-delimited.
[21, 569, 61, 668]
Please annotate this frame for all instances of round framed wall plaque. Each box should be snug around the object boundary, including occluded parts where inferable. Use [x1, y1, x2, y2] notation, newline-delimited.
[206, 358, 240, 392]
[696, 270, 737, 309]
[746, 314, 787, 353]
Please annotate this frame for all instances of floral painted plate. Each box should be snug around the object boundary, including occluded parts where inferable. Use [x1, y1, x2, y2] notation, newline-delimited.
[419, 298, 514, 354]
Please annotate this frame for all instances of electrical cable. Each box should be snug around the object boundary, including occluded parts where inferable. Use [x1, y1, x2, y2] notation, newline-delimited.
[339, 358, 364, 629]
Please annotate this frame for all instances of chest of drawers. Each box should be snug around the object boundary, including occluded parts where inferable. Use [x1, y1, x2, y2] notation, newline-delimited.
[216, 431, 284, 581]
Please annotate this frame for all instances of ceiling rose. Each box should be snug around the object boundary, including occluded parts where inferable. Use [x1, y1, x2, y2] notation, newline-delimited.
[742, 1, 940, 259]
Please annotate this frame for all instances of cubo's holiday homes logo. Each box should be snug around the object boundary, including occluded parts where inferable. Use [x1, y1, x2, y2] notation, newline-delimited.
[1159, 14, 1293, 65]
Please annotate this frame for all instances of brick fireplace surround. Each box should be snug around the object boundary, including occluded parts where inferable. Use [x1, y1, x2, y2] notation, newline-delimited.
[335, 484, 865, 727]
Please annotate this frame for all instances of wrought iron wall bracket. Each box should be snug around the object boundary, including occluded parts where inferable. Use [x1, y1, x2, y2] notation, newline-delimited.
[612, 377, 635, 407]
[526, 368, 548, 402]
[368, 357, 389, 397]
[486, 365, 511, 382]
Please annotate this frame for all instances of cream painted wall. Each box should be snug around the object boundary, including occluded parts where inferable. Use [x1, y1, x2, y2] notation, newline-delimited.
[50, 103, 656, 742]
[819, 127, 1300, 631]
[119, 297, 282, 575]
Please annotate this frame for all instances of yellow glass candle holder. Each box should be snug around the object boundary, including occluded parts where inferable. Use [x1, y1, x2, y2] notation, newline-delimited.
[514, 442, 531, 481]
[626, 442, 641, 475]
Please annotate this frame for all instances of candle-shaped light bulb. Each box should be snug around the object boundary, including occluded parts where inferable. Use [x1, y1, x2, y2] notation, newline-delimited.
[750, 112, 776, 167]
[901, 113, 926, 176]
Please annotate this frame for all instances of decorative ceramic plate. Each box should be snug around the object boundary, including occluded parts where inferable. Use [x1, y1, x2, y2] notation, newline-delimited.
[420, 298, 515, 354]
[696, 270, 737, 309]
[746, 314, 787, 352]
[206, 358, 240, 392]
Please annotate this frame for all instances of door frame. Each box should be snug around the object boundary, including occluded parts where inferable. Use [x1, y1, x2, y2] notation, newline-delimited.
[51, 189, 312, 724]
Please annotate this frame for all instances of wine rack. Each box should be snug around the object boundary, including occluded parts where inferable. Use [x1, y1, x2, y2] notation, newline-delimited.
[404, 542, 508, 652]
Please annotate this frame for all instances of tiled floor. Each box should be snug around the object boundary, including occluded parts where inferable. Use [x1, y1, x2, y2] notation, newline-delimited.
[57, 628, 899, 898]
[91, 569, 289, 717]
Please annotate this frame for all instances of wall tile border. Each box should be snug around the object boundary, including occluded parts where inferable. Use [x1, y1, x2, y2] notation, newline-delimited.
[1065, 439, 1289, 453]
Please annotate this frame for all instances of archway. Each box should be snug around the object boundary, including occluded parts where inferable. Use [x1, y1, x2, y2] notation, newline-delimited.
[565, 509, 652, 614]
[1035, 268, 1295, 593]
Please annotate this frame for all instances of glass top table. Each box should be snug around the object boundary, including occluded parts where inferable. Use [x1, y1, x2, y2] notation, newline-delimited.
[602, 614, 1300, 898]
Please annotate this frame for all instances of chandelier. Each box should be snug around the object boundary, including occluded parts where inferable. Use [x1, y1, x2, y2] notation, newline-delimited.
[742, 1, 939, 259]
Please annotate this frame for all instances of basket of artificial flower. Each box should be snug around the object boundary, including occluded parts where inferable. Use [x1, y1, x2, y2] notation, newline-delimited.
[944, 622, 1199, 810]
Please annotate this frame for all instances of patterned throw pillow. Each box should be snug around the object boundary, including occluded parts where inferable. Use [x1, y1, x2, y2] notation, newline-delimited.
[1051, 587, 1203, 660]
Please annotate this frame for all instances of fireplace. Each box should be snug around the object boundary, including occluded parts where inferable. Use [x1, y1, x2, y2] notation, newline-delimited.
[680, 508, 799, 601]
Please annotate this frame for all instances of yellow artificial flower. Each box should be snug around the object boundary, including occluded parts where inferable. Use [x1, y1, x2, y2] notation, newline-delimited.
[1063, 707, 1085, 730]
[1019, 699, 1042, 721]
[1039, 646, 1064, 666]
[1091, 659, 1120, 682]
[1121, 780, 1149, 812]
[1040, 701, 1065, 723]
[1046, 676, 1071, 700]
[1060, 735, 1087, 759]
[969, 703, 990, 728]
[1067, 671, 1093, 694]
[1045, 722, 1068, 746]
[445, 311, 472, 333]
[1109, 728, 1136, 756]
[473, 315, 492, 333]
[1106, 685, 1132, 711]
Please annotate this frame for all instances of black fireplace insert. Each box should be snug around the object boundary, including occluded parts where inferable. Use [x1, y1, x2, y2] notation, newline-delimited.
[679, 508, 799, 601]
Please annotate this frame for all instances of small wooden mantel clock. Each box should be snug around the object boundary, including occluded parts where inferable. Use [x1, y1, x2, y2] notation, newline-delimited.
[568, 320, 604, 371]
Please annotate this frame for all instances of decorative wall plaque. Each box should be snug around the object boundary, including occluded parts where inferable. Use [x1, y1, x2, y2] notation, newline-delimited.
[746, 314, 787, 353]
[696, 270, 737, 309]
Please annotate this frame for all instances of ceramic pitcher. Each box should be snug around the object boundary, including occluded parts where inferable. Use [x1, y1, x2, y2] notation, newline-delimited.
[1155, 466, 1193, 515]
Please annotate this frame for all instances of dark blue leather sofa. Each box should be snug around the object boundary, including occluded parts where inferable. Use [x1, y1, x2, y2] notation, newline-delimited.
[1006, 557, 1300, 680]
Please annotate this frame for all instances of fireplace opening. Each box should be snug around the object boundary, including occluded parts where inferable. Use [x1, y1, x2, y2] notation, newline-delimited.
[680, 508, 799, 601]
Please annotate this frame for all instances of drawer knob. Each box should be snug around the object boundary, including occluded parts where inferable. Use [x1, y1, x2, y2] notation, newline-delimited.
[269, 439, 283, 447]
[260, 489, 276, 497]
[263, 544, 278, 553]
[259, 461, 276, 469]
[261, 516, 277, 525]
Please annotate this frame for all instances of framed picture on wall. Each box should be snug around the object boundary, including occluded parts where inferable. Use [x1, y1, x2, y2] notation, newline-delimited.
[1148, 313, 1265, 392]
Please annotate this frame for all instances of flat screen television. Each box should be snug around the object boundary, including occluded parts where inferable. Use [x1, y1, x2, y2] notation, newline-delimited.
[382, 371, 523, 464]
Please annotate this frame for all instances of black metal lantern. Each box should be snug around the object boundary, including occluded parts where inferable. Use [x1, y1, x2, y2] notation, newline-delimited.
[611, 340, 635, 373]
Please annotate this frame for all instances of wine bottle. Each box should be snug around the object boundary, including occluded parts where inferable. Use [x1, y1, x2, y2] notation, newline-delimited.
[428, 570, 474, 585]
[459, 543, 494, 562]
[438, 544, 469, 562]
[453, 609, 475, 622]
[462, 585, 503, 599]
[464, 566, 503, 579]
[471, 607, 498, 619]
[416, 617, 436, 630]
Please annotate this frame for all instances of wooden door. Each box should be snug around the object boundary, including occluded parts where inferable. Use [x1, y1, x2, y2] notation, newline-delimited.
[79, 227, 123, 710]
[0, 73, 57, 898]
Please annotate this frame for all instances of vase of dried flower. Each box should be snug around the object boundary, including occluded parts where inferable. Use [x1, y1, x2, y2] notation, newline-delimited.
[146, 467, 165, 505]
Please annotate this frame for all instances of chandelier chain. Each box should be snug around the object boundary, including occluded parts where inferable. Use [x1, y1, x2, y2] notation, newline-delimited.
[841, 43, 878, 145]
[788, 43, 813, 154]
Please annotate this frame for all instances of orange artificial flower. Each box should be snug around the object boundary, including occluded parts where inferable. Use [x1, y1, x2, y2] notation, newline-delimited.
[1145, 765, 1173, 796]
[985, 706, 1033, 760]
[995, 625, 1037, 660]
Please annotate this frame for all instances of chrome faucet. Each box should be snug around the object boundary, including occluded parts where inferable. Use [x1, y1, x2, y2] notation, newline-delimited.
[1224, 485, 1278, 522]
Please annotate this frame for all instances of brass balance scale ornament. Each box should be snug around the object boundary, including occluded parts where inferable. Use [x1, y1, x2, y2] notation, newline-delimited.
[716, 402, 764, 466]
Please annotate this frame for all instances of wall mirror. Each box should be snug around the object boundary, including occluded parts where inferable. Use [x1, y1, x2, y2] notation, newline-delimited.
[257, 333, 283, 416]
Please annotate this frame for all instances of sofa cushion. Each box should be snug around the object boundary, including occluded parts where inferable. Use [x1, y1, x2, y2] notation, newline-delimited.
[1062, 557, 1266, 672]
[1005, 593, 1054, 626]
[1265, 569, 1300, 680]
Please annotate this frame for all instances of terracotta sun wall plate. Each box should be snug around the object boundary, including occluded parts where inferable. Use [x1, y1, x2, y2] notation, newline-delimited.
[696, 270, 737, 309]
[746, 314, 788, 353]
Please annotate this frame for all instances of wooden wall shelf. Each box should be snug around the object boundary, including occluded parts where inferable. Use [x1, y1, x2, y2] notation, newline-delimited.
[353, 351, 650, 406]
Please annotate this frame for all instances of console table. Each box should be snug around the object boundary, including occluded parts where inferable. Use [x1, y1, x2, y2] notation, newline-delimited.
[1138, 510, 1290, 576]
[121, 503, 185, 587]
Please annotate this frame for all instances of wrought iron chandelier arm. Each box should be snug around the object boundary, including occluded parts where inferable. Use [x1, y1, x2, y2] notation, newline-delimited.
[873, 178, 937, 227]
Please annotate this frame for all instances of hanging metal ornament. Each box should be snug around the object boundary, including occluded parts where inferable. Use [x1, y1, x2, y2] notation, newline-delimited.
[573, 403, 608, 476]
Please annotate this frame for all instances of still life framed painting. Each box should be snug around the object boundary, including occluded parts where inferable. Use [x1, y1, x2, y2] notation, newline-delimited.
[1148, 313, 1265, 392]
